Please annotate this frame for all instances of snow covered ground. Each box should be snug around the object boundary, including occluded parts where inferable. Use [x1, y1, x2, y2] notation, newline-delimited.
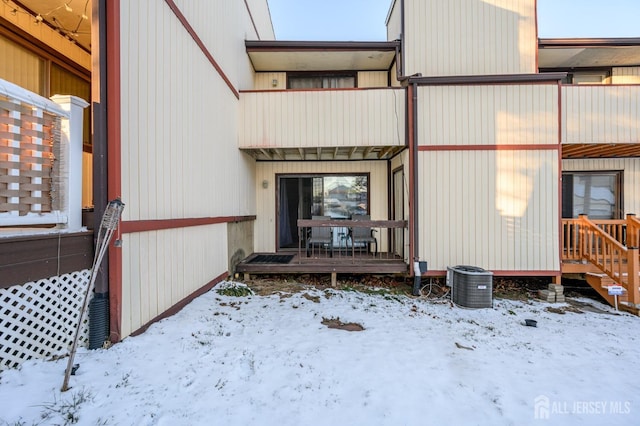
[1, 281, 639, 426]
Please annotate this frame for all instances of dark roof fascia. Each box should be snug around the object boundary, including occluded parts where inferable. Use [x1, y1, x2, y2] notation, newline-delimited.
[408, 73, 567, 86]
[245, 40, 401, 52]
[539, 38, 640, 48]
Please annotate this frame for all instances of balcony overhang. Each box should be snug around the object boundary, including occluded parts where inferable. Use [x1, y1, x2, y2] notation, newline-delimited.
[246, 40, 399, 72]
[562, 143, 640, 159]
[241, 145, 406, 161]
[539, 38, 640, 68]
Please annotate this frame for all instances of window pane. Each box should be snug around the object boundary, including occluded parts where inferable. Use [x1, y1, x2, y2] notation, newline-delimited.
[323, 176, 368, 218]
[572, 174, 617, 219]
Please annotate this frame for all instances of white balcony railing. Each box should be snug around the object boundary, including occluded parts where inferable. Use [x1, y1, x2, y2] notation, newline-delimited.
[0, 78, 88, 229]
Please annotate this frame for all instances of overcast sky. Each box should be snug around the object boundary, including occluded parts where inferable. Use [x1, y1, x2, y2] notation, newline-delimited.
[266, 0, 640, 40]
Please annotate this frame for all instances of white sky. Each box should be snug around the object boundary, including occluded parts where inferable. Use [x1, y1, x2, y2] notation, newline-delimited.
[266, 0, 640, 40]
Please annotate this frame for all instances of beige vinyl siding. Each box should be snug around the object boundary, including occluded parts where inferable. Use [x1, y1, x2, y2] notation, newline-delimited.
[119, 0, 258, 337]
[255, 161, 389, 253]
[253, 72, 286, 90]
[357, 71, 388, 88]
[239, 88, 405, 148]
[172, 0, 273, 90]
[562, 85, 640, 144]
[404, 0, 536, 76]
[120, 225, 228, 337]
[418, 84, 559, 146]
[386, 0, 402, 41]
[0, 35, 44, 94]
[244, 0, 276, 39]
[563, 158, 640, 215]
[0, 1, 90, 70]
[420, 150, 559, 272]
[612, 67, 640, 84]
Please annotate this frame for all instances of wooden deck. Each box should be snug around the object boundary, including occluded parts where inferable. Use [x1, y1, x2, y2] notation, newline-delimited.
[236, 252, 409, 276]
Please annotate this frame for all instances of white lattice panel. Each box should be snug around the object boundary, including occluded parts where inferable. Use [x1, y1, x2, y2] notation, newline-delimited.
[0, 269, 91, 371]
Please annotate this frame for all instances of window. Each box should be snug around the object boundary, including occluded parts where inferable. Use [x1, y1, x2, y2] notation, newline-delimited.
[562, 172, 622, 219]
[287, 73, 356, 89]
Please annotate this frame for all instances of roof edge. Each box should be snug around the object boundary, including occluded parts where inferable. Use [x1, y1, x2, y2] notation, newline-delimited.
[539, 38, 640, 48]
[245, 40, 401, 52]
[409, 73, 568, 86]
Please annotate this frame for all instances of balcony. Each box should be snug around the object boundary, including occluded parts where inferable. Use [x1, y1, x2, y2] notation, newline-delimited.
[562, 85, 640, 158]
[239, 88, 406, 160]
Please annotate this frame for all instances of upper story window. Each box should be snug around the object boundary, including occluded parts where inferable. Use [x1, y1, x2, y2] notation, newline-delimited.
[287, 72, 356, 89]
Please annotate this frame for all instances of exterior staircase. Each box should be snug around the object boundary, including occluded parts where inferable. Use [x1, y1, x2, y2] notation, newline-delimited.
[562, 214, 640, 314]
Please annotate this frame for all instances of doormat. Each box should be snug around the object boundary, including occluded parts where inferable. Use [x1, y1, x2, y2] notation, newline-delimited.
[247, 254, 294, 264]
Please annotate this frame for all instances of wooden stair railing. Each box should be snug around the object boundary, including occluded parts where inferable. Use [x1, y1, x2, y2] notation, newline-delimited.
[627, 213, 640, 249]
[578, 214, 639, 307]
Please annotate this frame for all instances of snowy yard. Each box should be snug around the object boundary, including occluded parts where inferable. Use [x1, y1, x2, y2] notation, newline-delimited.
[1, 281, 639, 426]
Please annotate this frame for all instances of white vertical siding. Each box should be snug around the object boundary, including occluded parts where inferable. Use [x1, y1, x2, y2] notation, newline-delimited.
[563, 158, 640, 215]
[418, 84, 559, 146]
[386, 0, 402, 41]
[119, 0, 258, 337]
[245, 0, 276, 39]
[172, 0, 272, 90]
[404, 0, 537, 76]
[120, 225, 228, 337]
[420, 150, 559, 271]
[612, 67, 640, 84]
[562, 85, 640, 144]
[239, 89, 405, 148]
[254, 161, 389, 252]
[253, 72, 287, 90]
[357, 71, 388, 88]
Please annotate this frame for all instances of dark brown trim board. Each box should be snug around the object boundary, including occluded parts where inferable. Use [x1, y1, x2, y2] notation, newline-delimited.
[243, 0, 260, 40]
[0, 232, 94, 289]
[130, 271, 228, 337]
[164, 0, 239, 99]
[539, 38, 640, 47]
[106, 0, 123, 343]
[425, 270, 561, 278]
[245, 40, 401, 52]
[409, 73, 567, 86]
[121, 216, 257, 234]
[418, 144, 559, 152]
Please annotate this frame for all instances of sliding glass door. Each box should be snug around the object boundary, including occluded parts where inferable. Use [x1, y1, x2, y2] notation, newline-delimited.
[277, 174, 369, 250]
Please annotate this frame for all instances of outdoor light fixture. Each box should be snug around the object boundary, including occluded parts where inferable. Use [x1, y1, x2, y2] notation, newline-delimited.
[262, 180, 269, 189]
[272, 79, 278, 87]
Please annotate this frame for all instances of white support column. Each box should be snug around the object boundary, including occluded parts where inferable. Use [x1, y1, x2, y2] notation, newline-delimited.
[50, 95, 89, 231]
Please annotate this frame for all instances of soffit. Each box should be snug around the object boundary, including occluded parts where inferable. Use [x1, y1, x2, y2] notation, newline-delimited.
[12, 0, 91, 51]
[562, 143, 640, 159]
[539, 39, 640, 68]
[241, 145, 405, 161]
[246, 41, 398, 72]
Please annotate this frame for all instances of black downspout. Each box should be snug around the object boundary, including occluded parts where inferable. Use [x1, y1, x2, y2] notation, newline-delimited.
[88, 0, 110, 349]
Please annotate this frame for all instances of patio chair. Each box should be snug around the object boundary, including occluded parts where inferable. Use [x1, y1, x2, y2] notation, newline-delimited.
[306, 216, 333, 257]
[349, 214, 377, 256]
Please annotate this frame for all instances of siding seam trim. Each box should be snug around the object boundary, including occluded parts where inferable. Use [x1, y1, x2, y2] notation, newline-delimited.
[163, 0, 240, 99]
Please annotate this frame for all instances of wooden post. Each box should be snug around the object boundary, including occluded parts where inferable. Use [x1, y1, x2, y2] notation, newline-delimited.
[627, 214, 638, 248]
[627, 247, 639, 307]
[331, 272, 337, 288]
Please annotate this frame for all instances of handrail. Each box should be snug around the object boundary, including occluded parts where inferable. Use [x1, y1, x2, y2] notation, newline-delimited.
[627, 214, 640, 249]
[0, 78, 68, 117]
[562, 215, 639, 306]
[590, 219, 626, 245]
[579, 215, 627, 283]
[296, 219, 408, 262]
